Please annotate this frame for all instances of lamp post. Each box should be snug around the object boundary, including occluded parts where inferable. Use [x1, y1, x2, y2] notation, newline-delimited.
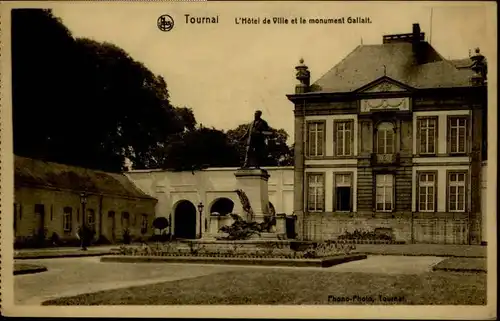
[197, 202, 204, 239]
[80, 192, 88, 250]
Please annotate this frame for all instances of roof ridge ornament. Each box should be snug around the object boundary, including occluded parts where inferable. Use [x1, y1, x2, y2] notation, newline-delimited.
[295, 58, 310, 93]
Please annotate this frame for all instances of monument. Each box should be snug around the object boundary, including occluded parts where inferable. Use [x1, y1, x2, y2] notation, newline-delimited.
[235, 110, 273, 224]
[205, 110, 288, 240]
[233, 110, 288, 239]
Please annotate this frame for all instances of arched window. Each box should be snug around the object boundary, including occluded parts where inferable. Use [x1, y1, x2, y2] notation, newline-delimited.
[376, 122, 395, 154]
[210, 198, 235, 216]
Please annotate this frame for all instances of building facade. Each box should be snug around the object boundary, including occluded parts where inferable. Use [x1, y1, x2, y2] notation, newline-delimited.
[125, 167, 294, 239]
[288, 23, 488, 244]
[14, 156, 157, 245]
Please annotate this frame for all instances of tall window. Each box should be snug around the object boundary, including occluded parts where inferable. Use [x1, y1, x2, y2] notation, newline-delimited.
[141, 214, 148, 234]
[448, 116, 467, 154]
[122, 212, 130, 229]
[335, 120, 353, 156]
[376, 174, 394, 212]
[448, 172, 467, 212]
[307, 122, 325, 157]
[334, 173, 352, 212]
[418, 173, 436, 212]
[376, 122, 395, 154]
[63, 207, 72, 232]
[87, 209, 95, 231]
[418, 118, 437, 154]
[307, 173, 325, 212]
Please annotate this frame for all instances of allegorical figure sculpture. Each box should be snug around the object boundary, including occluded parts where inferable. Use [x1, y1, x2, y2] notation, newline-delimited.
[241, 110, 272, 168]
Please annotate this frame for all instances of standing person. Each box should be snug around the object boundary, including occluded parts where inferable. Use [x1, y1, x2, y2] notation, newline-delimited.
[77, 224, 93, 251]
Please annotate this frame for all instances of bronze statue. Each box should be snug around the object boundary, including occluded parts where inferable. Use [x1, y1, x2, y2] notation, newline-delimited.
[241, 110, 272, 168]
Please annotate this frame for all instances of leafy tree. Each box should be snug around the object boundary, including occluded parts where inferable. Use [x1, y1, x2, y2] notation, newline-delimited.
[12, 9, 78, 164]
[173, 107, 197, 132]
[152, 217, 169, 233]
[12, 9, 189, 172]
[161, 126, 240, 171]
[226, 124, 293, 167]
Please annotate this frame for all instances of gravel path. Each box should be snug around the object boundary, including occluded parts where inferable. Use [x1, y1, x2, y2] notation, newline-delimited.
[15, 257, 235, 305]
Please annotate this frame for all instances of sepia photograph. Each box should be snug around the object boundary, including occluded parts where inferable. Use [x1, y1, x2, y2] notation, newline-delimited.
[0, 1, 496, 319]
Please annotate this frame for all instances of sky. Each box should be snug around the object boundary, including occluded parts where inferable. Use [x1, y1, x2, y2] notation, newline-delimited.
[47, 1, 496, 142]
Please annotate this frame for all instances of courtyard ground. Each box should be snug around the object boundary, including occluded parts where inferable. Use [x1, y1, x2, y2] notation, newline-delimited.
[14, 254, 485, 305]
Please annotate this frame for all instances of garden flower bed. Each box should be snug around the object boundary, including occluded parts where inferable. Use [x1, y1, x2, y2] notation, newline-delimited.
[100, 253, 367, 268]
[103, 240, 366, 267]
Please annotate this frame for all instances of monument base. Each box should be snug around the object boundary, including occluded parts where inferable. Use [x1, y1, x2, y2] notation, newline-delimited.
[234, 168, 271, 223]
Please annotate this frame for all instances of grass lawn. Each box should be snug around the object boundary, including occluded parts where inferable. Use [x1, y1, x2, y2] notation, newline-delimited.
[14, 263, 47, 275]
[356, 244, 487, 258]
[42, 270, 486, 305]
[432, 257, 487, 273]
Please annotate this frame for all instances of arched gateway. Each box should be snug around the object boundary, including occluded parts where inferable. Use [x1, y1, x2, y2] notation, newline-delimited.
[174, 200, 197, 239]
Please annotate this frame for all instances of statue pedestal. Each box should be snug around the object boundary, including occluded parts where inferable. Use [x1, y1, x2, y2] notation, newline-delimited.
[234, 168, 270, 223]
[204, 214, 235, 240]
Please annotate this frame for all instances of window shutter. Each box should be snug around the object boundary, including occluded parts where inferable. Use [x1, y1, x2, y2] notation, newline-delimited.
[464, 113, 472, 153]
[446, 118, 451, 154]
[333, 121, 337, 157]
[349, 120, 354, 156]
[416, 119, 421, 155]
[306, 174, 311, 211]
[391, 175, 395, 212]
[433, 118, 438, 155]
[70, 210, 74, 232]
[332, 174, 337, 212]
[305, 123, 310, 157]
[349, 173, 353, 212]
[322, 173, 326, 211]
[417, 173, 421, 212]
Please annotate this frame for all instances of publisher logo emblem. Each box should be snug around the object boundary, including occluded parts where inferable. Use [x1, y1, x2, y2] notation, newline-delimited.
[157, 14, 174, 32]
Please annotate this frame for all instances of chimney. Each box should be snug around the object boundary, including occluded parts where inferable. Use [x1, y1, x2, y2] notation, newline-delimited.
[412, 23, 424, 64]
[382, 23, 425, 46]
[295, 58, 310, 94]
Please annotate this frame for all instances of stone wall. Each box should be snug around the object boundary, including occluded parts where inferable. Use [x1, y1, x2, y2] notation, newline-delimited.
[125, 167, 295, 236]
[303, 213, 412, 242]
[302, 212, 471, 244]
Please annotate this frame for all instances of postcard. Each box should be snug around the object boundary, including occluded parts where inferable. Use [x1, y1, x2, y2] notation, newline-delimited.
[0, 1, 496, 319]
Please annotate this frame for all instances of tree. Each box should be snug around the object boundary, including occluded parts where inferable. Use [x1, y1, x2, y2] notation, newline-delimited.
[226, 124, 293, 167]
[152, 217, 169, 234]
[12, 9, 78, 164]
[12, 9, 188, 172]
[161, 126, 240, 171]
[173, 107, 197, 132]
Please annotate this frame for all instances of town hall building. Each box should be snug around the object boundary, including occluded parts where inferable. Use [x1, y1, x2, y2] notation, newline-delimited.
[287, 23, 488, 245]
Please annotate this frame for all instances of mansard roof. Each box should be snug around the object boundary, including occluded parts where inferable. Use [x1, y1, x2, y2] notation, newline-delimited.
[14, 155, 156, 200]
[310, 42, 476, 94]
